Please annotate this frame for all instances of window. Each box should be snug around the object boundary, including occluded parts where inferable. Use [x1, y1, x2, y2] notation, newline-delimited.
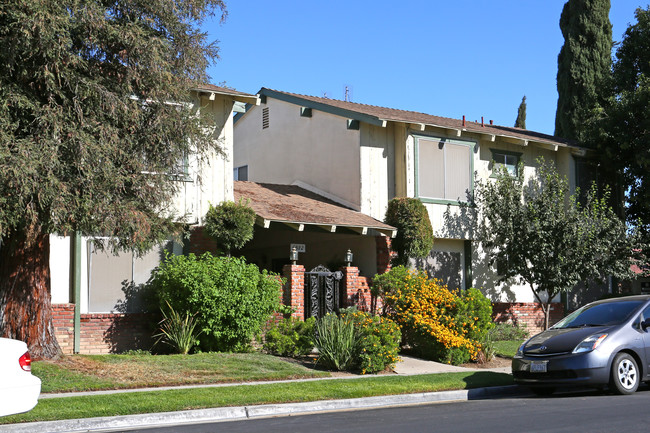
[415, 136, 474, 203]
[233, 165, 248, 181]
[170, 153, 190, 180]
[490, 149, 521, 177]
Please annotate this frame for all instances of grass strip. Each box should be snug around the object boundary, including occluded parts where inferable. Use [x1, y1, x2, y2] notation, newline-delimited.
[492, 341, 521, 359]
[2, 372, 513, 425]
[34, 352, 330, 393]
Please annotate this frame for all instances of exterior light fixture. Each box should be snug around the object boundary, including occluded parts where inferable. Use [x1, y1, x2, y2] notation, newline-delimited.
[290, 247, 298, 265]
[345, 249, 353, 267]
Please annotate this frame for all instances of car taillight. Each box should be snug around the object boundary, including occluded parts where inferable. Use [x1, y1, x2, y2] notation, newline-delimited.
[19, 351, 32, 372]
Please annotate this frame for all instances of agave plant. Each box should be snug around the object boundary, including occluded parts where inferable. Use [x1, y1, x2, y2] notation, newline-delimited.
[314, 313, 359, 371]
[154, 301, 202, 355]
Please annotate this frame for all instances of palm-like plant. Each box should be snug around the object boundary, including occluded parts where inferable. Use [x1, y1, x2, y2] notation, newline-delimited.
[154, 302, 202, 355]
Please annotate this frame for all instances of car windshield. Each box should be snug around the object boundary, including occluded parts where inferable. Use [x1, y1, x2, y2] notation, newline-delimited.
[552, 300, 645, 329]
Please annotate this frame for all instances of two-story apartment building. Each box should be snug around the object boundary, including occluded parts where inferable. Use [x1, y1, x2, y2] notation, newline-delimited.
[233, 88, 593, 326]
[48, 85, 259, 354]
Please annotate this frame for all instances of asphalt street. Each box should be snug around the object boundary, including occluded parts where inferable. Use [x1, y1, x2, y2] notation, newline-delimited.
[123, 385, 650, 433]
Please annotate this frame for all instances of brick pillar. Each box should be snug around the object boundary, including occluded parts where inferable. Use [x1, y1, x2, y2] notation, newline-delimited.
[341, 266, 360, 308]
[52, 304, 75, 355]
[376, 235, 395, 274]
[283, 264, 305, 319]
[341, 266, 372, 312]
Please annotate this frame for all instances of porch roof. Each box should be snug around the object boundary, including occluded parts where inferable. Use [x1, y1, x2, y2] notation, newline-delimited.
[233, 181, 397, 238]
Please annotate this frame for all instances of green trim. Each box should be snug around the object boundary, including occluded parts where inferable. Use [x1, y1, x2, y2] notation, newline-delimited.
[489, 148, 522, 178]
[418, 197, 464, 206]
[259, 88, 385, 127]
[413, 133, 475, 202]
[72, 232, 81, 354]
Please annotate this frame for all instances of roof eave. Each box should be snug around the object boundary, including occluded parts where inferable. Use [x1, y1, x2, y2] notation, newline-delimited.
[254, 216, 396, 238]
[194, 87, 260, 105]
[383, 118, 588, 154]
[260, 88, 386, 127]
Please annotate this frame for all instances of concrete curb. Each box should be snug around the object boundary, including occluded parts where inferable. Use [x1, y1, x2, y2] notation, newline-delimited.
[2, 385, 526, 433]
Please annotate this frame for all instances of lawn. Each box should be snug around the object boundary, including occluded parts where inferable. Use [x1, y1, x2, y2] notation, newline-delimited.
[3, 371, 514, 424]
[493, 340, 522, 359]
[33, 352, 329, 393]
[1, 347, 519, 425]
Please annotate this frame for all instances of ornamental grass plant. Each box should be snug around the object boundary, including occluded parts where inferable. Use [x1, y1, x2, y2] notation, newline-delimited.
[153, 301, 202, 355]
[314, 313, 358, 371]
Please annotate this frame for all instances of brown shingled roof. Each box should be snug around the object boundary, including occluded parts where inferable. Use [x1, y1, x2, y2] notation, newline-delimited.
[262, 88, 577, 148]
[234, 181, 396, 237]
[194, 84, 259, 103]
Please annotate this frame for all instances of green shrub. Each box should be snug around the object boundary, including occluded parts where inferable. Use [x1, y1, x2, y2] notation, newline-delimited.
[455, 287, 494, 344]
[489, 322, 528, 341]
[153, 301, 202, 354]
[148, 253, 280, 352]
[315, 313, 358, 371]
[384, 197, 434, 266]
[341, 308, 401, 374]
[263, 316, 316, 357]
[204, 199, 256, 256]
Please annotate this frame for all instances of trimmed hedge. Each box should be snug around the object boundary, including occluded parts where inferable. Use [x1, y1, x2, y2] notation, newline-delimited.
[384, 197, 434, 266]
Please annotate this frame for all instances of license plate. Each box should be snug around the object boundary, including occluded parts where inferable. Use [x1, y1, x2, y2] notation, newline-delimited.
[530, 361, 548, 373]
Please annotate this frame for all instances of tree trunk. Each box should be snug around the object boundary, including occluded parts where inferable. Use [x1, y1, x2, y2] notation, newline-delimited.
[0, 230, 62, 359]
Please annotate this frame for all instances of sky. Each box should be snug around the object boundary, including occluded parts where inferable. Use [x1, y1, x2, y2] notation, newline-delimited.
[205, 1, 644, 136]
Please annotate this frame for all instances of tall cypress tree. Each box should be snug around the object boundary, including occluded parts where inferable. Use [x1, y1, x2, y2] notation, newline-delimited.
[514, 96, 527, 129]
[555, 0, 612, 140]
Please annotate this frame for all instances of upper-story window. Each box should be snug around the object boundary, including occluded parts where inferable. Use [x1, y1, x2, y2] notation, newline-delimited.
[415, 136, 474, 203]
[490, 149, 521, 177]
[233, 165, 248, 181]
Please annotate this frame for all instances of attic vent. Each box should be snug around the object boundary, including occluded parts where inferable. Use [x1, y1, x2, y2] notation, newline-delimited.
[262, 107, 269, 129]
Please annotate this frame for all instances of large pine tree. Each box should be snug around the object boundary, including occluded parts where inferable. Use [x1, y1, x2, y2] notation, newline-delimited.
[0, 0, 226, 358]
[555, 0, 612, 140]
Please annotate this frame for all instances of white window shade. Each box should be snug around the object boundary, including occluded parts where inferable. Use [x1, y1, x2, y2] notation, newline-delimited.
[416, 137, 473, 202]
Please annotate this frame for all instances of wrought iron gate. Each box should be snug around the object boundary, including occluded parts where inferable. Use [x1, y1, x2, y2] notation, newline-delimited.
[305, 265, 343, 319]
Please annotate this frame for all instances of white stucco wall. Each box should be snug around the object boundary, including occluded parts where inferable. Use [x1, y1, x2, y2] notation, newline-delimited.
[234, 98, 362, 209]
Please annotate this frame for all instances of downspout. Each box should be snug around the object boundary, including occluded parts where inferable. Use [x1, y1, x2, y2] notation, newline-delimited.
[464, 240, 473, 291]
[71, 232, 81, 353]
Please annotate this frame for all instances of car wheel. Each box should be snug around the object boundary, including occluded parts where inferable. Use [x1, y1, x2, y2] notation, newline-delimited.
[610, 352, 639, 395]
[530, 386, 555, 396]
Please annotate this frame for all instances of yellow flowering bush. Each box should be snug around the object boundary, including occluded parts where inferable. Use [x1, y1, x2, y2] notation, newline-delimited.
[340, 308, 401, 374]
[374, 266, 493, 365]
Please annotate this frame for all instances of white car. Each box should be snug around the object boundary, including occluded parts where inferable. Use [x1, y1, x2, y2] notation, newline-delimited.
[0, 338, 41, 417]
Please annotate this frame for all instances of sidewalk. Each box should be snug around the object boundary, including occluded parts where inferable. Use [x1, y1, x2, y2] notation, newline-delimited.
[4, 356, 521, 433]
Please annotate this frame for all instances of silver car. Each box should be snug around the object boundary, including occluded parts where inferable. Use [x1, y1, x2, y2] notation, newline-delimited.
[512, 295, 650, 395]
